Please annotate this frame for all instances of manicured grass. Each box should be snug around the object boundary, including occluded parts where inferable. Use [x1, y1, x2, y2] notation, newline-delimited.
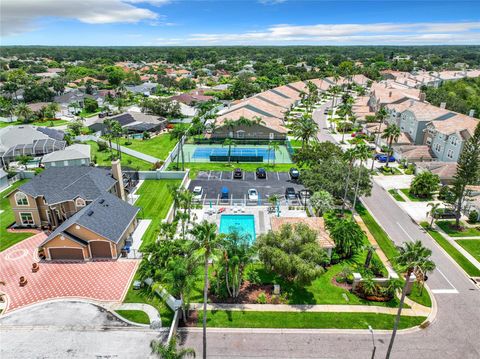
[357, 204, 432, 307]
[378, 167, 402, 176]
[123, 275, 174, 327]
[407, 282, 432, 308]
[115, 310, 150, 325]
[78, 110, 101, 118]
[399, 189, 432, 202]
[288, 139, 303, 148]
[388, 189, 406, 202]
[0, 119, 69, 128]
[86, 141, 153, 171]
[136, 179, 181, 248]
[436, 220, 480, 237]
[0, 180, 32, 252]
[116, 133, 177, 160]
[168, 162, 294, 179]
[456, 240, 480, 262]
[198, 311, 426, 329]
[421, 223, 480, 277]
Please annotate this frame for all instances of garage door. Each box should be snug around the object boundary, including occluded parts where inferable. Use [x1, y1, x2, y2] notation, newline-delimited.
[90, 241, 112, 259]
[49, 248, 84, 260]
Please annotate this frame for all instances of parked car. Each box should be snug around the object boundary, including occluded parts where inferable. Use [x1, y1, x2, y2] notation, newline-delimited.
[192, 186, 203, 201]
[323, 108, 329, 115]
[248, 188, 258, 201]
[374, 153, 395, 163]
[298, 189, 312, 201]
[285, 187, 297, 200]
[351, 131, 365, 138]
[256, 167, 266, 179]
[289, 167, 300, 180]
[233, 168, 243, 179]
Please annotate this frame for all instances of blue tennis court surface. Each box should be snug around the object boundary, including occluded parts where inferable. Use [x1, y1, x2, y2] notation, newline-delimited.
[192, 147, 275, 160]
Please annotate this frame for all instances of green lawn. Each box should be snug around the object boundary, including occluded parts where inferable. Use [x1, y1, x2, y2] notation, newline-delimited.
[388, 189, 406, 202]
[456, 240, 480, 262]
[436, 221, 480, 237]
[0, 180, 32, 252]
[0, 119, 69, 128]
[78, 110, 101, 118]
[168, 162, 294, 179]
[399, 189, 432, 202]
[378, 167, 402, 176]
[136, 179, 181, 248]
[198, 311, 426, 330]
[288, 139, 303, 148]
[116, 134, 177, 160]
[86, 141, 153, 171]
[356, 204, 432, 307]
[123, 275, 174, 327]
[421, 223, 480, 277]
[115, 310, 150, 325]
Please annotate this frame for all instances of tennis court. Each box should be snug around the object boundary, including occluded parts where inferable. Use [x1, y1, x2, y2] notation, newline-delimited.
[182, 144, 292, 163]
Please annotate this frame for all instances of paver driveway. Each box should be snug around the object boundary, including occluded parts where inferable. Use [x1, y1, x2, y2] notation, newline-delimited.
[0, 233, 138, 313]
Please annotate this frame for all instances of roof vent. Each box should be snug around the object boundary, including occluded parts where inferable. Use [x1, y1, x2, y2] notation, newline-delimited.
[87, 210, 94, 216]
[99, 199, 105, 204]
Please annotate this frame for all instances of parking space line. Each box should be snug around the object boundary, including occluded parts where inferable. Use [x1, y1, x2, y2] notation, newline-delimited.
[277, 171, 280, 181]
[219, 172, 223, 180]
[265, 172, 268, 181]
[207, 171, 211, 180]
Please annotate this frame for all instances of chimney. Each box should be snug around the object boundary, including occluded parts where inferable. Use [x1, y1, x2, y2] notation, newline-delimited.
[440, 102, 446, 109]
[419, 92, 426, 102]
[111, 159, 126, 201]
[389, 91, 392, 98]
[469, 109, 475, 117]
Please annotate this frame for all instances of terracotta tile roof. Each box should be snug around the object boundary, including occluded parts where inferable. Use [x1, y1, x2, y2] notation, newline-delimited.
[386, 100, 452, 122]
[255, 91, 296, 108]
[270, 217, 335, 249]
[394, 145, 435, 160]
[216, 108, 287, 134]
[429, 113, 479, 138]
[416, 162, 457, 181]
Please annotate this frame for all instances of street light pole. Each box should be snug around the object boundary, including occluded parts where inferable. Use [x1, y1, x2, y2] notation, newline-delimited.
[368, 325, 376, 359]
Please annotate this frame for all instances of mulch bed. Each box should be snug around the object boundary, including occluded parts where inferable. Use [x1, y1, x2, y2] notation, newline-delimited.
[209, 280, 275, 304]
[331, 276, 352, 290]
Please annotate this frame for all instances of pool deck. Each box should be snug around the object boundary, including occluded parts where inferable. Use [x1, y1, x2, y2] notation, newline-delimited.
[192, 205, 307, 236]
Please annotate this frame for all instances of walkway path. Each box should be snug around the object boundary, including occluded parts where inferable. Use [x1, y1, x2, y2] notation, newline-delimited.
[110, 302, 162, 328]
[76, 135, 161, 163]
[189, 302, 430, 317]
[434, 224, 480, 270]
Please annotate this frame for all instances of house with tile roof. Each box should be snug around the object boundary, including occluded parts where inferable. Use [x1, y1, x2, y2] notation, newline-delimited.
[7, 161, 138, 260]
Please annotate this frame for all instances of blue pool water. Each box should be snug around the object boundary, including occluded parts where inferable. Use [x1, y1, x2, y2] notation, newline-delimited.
[192, 147, 275, 160]
[219, 214, 256, 243]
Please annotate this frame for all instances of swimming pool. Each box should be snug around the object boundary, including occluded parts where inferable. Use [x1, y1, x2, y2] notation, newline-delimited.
[219, 214, 256, 243]
[193, 147, 275, 161]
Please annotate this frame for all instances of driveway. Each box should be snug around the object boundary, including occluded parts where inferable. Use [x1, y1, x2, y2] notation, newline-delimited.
[188, 170, 305, 205]
[0, 233, 138, 313]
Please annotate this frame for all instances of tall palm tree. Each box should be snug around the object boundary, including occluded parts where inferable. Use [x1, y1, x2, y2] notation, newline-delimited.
[150, 337, 196, 359]
[329, 85, 342, 108]
[111, 120, 123, 160]
[427, 202, 441, 228]
[341, 148, 357, 214]
[269, 141, 280, 167]
[352, 143, 371, 209]
[222, 138, 236, 164]
[46, 102, 60, 118]
[170, 124, 189, 170]
[381, 124, 401, 168]
[386, 240, 435, 359]
[291, 114, 319, 149]
[371, 107, 389, 170]
[103, 118, 115, 156]
[191, 221, 222, 359]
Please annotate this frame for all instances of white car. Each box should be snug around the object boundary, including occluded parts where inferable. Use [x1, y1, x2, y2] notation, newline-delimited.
[248, 188, 258, 202]
[192, 186, 203, 201]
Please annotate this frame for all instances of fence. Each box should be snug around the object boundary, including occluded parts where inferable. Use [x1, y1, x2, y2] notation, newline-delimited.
[285, 139, 295, 157]
[137, 170, 187, 180]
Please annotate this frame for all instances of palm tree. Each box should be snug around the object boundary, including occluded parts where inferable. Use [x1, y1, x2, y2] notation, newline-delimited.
[427, 202, 441, 228]
[15, 103, 33, 123]
[150, 337, 196, 359]
[222, 138, 236, 164]
[364, 244, 376, 268]
[170, 124, 189, 171]
[291, 114, 319, 149]
[111, 120, 123, 160]
[269, 141, 280, 167]
[47, 102, 60, 118]
[341, 148, 357, 214]
[352, 143, 371, 210]
[386, 240, 435, 359]
[381, 124, 401, 168]
[103, 118, 115, 156]
[371, 107, 389, 171]
[329, 85, 342, 108]
[191, 221, 222, 359]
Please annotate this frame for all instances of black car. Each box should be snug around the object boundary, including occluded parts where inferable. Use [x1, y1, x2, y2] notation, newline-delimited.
[285, 187, 297, 200]
[233, 168, 243, 179]
[324, 108, 329, 115]
[256, 167, 266, 178]
[289, 167, 300, 180]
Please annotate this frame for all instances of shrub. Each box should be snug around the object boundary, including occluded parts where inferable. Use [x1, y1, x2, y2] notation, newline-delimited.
[256, 292, 267, 304]
[410, 171, 440, 198]
[245, 268, 262, 285]
[98, 141, 108, 152]
[468, 210, 478, 223]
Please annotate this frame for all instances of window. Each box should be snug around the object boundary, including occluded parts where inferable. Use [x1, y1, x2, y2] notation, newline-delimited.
[236, 130, 245, 139]
[20, 213, 34, 226]
[450, 137, 458, 146]
[426, 138, 432, 145]
[447, 149, 454, 159]
[15, 192, 28, 206]
[51, 162, 56, 167]
[75, 198, 86, 207]
[81, 159, 86, 164]
[269, 133, 275, 140]
[435, 143, 442, 152]
[64, 161, 69, 166]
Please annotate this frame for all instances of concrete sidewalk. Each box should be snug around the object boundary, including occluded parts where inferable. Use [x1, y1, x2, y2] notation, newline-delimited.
[110, 302, 162, 328]
[434, 224, 480, 270]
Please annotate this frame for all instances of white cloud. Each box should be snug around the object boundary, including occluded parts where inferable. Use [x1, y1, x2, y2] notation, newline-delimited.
[0, 0, 166, 36]
[188, 22, 480, 45]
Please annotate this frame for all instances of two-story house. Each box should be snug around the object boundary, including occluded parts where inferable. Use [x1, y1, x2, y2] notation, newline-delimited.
[7, 161, 139, 261]
[424, 114, 479, 162]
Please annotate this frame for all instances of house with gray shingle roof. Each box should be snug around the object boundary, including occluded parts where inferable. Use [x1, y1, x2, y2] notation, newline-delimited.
[7, 161, 138, 260]
[41, 144, 91, 168]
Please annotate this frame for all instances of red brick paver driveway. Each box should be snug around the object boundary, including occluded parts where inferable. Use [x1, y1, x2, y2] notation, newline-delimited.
[0, 233, 138, 313]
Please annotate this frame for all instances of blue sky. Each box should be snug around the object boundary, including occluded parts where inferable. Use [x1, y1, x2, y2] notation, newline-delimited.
[1, 0, 480, 46]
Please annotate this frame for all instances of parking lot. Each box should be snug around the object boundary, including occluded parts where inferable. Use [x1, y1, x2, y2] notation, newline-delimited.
[188, 170, 305, 205]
